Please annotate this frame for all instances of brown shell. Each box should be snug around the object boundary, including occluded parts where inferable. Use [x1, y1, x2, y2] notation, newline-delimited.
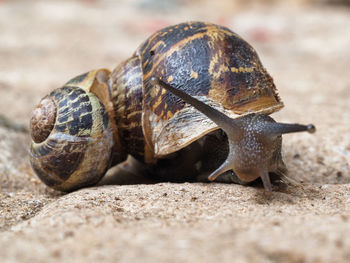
[134, 21, 283, 158]
[29, 70, 115, 191]
[65, 69, 126, 165]
[109, 56, 150, 162]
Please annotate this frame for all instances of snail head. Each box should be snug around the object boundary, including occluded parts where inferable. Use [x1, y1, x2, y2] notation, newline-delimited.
[152, 77, 315, 193]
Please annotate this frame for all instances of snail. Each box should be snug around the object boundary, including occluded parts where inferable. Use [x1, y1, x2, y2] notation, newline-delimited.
[29, 21, 315, 192]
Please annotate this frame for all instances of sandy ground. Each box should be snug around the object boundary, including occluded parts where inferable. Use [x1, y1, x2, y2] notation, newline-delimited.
[0, 0, 350, 262]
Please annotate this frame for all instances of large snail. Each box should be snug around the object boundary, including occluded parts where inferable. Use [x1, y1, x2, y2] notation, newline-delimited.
[29, 22, 315, 192]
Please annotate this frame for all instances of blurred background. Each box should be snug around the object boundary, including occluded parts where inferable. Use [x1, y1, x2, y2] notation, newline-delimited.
[0, 0, 349, 123]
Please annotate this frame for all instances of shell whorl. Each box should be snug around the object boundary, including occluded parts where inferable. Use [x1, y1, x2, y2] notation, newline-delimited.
[110, 56, 148, 162]
[30, 98, 57, 143]
[29, 83, 114, 192]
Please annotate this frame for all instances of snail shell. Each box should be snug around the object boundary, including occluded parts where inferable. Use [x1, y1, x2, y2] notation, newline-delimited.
[29, 22, 315, 193]
[29, 71, 114, 192]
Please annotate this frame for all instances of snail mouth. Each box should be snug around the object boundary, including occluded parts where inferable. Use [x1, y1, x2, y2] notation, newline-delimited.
[235, 170, 261, 183]
[235, 169, 272, 193]
[30, 97, 57, 143]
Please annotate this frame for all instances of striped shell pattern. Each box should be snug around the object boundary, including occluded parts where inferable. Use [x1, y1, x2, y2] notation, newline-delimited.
[29, 22, 284, 191]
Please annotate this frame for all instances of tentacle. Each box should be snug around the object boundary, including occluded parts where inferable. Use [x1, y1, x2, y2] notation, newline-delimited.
[153, 77, 316, 193]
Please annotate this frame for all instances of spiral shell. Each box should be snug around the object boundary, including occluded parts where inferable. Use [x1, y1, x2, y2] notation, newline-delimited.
[29, 81, 114, 192]
[28, 22, 315, 193]
[136, 22, 283, 157]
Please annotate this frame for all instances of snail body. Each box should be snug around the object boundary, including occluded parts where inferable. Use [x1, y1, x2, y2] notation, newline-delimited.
[29, 22, 315, 192]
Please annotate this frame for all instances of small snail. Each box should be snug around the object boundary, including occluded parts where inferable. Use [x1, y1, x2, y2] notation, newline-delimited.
[29, 22, 315, 192]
